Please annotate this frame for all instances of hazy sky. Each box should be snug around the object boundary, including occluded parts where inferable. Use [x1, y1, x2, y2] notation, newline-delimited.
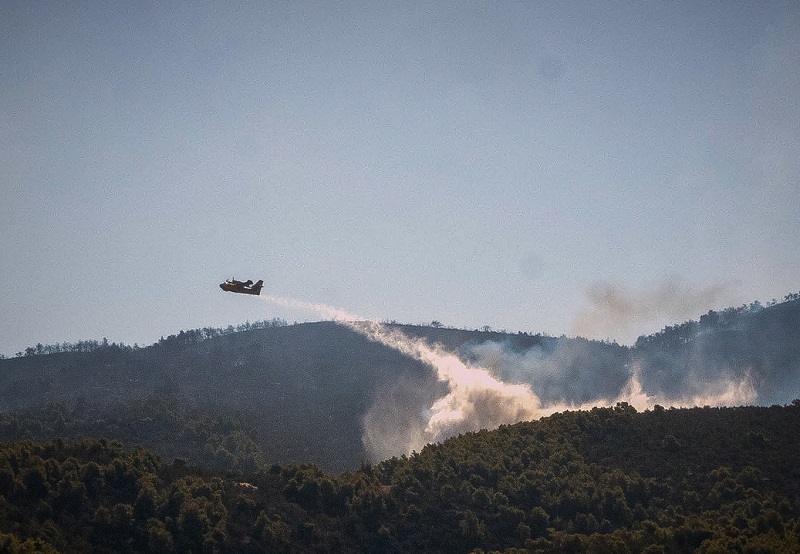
[2, 1, 798, 356]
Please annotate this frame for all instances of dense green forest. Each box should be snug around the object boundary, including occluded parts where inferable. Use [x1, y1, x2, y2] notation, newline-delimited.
[1, 404, 799, 553]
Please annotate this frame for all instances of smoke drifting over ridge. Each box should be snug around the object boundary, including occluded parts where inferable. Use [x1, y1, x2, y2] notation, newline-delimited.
[572, 276, 731, 344]
[263, 295, 758, 462]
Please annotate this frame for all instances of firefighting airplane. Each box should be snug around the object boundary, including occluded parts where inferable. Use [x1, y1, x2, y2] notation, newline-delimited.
[219, 278, 264, 296]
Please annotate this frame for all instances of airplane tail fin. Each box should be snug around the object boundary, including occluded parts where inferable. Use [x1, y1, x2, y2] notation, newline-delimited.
[252, 280, 264, 294]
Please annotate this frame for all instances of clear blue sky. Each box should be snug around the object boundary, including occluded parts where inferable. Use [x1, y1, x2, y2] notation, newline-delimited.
[2, 1, 798, 356]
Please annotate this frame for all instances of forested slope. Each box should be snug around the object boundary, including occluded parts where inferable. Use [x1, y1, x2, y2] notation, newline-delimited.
[0, 322, 443, 472]
[1, 404, 798, 553]
[0, 296, 798, 472]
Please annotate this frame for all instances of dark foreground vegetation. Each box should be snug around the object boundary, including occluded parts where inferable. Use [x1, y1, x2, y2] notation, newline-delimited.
[1, 403, 799, 553]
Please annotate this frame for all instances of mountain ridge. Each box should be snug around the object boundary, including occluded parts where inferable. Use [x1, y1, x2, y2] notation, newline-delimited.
[0, 297, 798, 472]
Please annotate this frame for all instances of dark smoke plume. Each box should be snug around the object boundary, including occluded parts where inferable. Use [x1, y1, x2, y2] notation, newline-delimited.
[572, 276, 731, 344]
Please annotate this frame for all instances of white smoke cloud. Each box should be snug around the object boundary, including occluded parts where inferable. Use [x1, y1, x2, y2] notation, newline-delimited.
[466, 340, 757, 415]
[344, 320, 545, 454]
[263, 295, 758, 462]
[581, 364, 756, 413]
[263, 296, 544, 456]
[360, 377, 434, 463]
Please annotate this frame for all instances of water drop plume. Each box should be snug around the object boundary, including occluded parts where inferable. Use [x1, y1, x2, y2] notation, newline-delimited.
[262, 295, 543, 453]
[263, 295, 759, 460]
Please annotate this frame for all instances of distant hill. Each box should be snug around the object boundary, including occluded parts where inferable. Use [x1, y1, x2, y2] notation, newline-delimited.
[0, 297, 798, 472]
[0, 322, 442, 472]
[633, 298, 800, 404]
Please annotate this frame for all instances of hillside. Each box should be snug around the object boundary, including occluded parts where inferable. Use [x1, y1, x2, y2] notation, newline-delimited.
[0, 297, 798, 472]
[0, 322, 442, 472]
[0, 404, 798, 553]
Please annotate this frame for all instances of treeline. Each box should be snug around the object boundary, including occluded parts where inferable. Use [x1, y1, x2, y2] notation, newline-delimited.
[9, 291, 799, 360]
[5, 318, 290, 359]
[1, 403, 799, 553]
[634, 292, 800, 350]
[11, 338, 133, 358]
[632, 295, 800, 404]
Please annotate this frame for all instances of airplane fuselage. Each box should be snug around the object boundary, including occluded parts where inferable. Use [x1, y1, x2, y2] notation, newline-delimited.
[220, 279, 263, 295]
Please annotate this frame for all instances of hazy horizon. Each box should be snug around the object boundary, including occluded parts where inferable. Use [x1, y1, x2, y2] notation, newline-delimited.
[3, 1, 798, 357]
